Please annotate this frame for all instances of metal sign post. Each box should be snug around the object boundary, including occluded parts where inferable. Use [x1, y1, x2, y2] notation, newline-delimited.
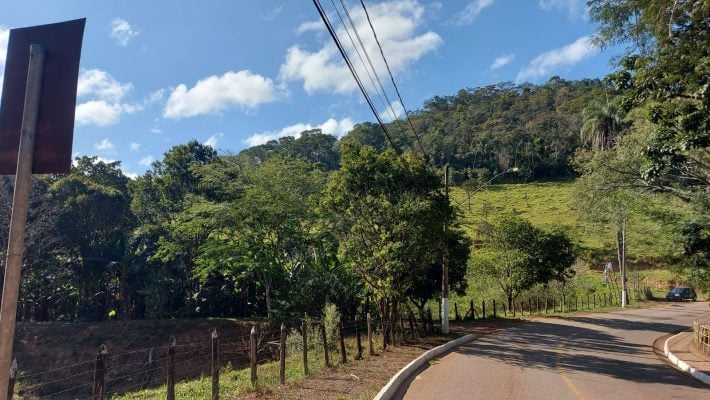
[0, 44, 45, 400]
[0, 19, 85, 399]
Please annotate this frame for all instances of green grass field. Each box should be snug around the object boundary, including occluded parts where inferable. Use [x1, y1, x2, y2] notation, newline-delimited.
[450, 180, 682, 263]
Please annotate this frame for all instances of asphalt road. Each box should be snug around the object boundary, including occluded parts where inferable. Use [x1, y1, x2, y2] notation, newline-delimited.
[400, 302, 709, 400]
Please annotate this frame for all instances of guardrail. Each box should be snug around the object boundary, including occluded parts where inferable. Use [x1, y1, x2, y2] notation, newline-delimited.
[693, 313, 710, 355]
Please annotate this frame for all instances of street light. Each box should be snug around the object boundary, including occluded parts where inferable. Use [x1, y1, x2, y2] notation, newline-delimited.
[441, 166, 518, 335]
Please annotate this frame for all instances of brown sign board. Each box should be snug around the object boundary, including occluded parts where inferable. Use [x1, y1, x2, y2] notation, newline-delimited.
[0, 18, 85, 175]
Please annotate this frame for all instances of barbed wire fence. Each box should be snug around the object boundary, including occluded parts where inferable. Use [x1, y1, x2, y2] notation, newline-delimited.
[9, 283, 652, 399]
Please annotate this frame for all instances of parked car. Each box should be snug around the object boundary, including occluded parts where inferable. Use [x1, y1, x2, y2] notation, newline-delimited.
[665, 287, 697, 302]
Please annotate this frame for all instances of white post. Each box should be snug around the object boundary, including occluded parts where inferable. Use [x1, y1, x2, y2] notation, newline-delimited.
[441, 164, 449, 334]
[0, 44, 45, 400]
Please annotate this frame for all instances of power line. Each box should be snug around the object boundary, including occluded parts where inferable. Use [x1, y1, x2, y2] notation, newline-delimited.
[359, 0, 429, 161]
[312, 0, 403, 156]
[331, 0, 415, 151]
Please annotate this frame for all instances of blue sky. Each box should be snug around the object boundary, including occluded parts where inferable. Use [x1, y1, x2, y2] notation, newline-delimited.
[0, 0, 620, 178]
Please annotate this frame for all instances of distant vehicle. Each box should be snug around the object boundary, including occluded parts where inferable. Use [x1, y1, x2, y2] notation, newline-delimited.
[665, 287, 697, 302]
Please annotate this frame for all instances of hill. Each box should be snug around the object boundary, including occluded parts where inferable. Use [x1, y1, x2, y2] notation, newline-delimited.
[449, 180, 682, 264]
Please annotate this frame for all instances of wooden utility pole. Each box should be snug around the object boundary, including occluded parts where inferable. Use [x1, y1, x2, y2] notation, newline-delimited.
[441, 164, 450, 334]
[0, 45, 44, 400]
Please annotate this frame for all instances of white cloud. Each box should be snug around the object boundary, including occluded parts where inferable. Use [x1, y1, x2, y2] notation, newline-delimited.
[124, 172, 139, 179]
[379, 101, 405, 122]
[76, 101, 123, 127]
[150, 127, 162, 134]
[204, 133, 224, 148]
[539, 0, 588, 19]
[95, 156, 117, 164]
[129, 142, 141, 152]
[490, 53, 515, 70]
[453, 0, 494, 25]
[138, 155, 154, 166]
[516, 36, 598, 82]
[280, 0, 442, 95]
[261, 4, 284, 20]
[75, 69, 140, 126]
[77, 69, 132, 102]
[163, 70, 278, 119]
[110, 18, 139, 46]
[296, 20, 323, 35]
[95, 138, 115, 152]
[145, 89, 166, 105]
[245, 117, 355, 147]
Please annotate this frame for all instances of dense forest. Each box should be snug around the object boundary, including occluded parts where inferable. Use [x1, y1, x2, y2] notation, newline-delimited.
[0, 1, 706, 331]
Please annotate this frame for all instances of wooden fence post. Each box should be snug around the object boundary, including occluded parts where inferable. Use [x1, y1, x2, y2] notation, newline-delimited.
[167, 336, 176, 400]
[469, 300, 474, 320]
[302, 318, 309, 375]
[249, 327, 256, 386]
[212, 329, 220, 399]
[593, 293, 596, 308]
[356, 315, 363, 359]
[339, 322, 347, 364]
[7, 359, 17, 400]
[279, 323, 286, 385]
[490, 299, 494, 318]
[454, 302, 460, 321]
[320, 323, 330, 367]
[367, 313, 374, 355]
[92, 344, 108, 400]
[512, 301, 516, 317]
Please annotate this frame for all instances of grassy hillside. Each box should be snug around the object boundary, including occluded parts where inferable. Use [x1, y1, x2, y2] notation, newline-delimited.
[450, 180, 683, 264]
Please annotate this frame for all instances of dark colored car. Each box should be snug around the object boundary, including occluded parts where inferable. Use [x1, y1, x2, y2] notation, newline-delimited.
[666, 287, 697, 302]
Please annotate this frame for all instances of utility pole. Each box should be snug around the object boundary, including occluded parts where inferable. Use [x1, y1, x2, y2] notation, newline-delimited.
[441, 164, 449, 334]
[621, 217, 628, 307]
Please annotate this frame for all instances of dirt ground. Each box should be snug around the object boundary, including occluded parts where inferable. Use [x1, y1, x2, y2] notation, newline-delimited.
[241, 319, 523, 400]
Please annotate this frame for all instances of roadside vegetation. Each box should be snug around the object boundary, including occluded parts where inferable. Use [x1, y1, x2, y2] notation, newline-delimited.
[4, 0, 708, 398]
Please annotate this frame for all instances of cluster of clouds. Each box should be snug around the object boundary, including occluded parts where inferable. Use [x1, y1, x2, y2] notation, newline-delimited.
[245, 117, 355, 147]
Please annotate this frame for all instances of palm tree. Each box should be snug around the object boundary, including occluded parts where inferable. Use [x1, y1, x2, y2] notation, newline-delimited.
[580, 101, 624, 151]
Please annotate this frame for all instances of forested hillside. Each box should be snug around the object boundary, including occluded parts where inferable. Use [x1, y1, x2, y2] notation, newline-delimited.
[240, 78, 609, 180]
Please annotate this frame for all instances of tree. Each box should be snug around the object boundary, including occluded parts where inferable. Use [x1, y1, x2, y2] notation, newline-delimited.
[49, 157, 133, 321]
[130, 141, 218, 318]
[475, 218, 576, 310]
[192, 156, 326, 320]
[589, 0, 709, 195]
[323, 144, 469, 331]
[580, 101, 625, 151]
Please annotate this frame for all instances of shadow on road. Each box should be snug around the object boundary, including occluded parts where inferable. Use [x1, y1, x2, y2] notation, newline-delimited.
[454, 314, 705, 388]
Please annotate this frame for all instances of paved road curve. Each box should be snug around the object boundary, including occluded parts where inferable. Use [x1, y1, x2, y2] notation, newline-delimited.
[400, 302, 709, 400]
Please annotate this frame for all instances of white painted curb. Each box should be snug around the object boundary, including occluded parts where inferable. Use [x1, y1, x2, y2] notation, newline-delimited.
[663, 332, 710, 386]
[373, 334, 475, 400]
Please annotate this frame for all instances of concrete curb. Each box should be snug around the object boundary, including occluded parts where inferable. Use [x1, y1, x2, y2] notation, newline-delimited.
[373, 334, 475, 400]
[663, 331, 710, 386]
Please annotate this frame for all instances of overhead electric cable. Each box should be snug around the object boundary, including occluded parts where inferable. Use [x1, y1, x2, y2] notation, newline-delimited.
[359, 0, 429, 160]
[332, 0, 414, 150]
[312, 0, 403, 156]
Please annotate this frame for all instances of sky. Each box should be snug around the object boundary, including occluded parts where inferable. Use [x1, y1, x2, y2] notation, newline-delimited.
[0, 0, 621, 178]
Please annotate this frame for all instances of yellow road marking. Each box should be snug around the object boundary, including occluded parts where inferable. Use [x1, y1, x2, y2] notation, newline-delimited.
[556, 333, 588, 400]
